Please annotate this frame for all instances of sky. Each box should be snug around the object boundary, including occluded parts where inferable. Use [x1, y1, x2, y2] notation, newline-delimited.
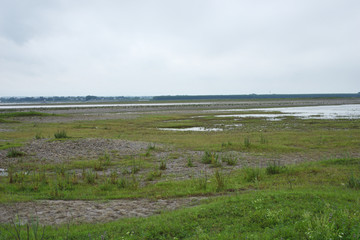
[1, 0, 360, 97]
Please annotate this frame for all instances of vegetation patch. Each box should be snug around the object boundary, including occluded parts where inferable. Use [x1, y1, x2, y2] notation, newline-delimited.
[6, 148, 26, 158]
[0, 111, 54, 118]
[54, 130, 68, 139]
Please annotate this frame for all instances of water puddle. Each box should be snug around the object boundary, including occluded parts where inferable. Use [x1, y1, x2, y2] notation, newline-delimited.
[159, 127, 223, 132]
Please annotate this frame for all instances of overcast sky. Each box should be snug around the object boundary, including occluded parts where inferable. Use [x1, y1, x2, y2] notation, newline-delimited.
[1, 0, 359, 97]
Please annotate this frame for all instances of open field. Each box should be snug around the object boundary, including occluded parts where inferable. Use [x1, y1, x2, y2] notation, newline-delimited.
[0, 98, 360, 239]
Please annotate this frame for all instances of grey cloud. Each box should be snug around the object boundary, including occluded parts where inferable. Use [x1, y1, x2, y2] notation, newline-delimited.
[0, 0, 359, 96]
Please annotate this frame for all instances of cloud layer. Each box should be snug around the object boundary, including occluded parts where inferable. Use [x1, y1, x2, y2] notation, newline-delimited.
[1, 0, 359, 96]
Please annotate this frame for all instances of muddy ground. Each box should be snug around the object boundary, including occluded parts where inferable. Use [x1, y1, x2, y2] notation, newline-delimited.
[0, 196, 209, 225]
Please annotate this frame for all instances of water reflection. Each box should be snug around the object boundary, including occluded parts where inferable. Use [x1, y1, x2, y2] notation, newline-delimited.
[160, 127, 223, 132]
[215, 104, 360, 120]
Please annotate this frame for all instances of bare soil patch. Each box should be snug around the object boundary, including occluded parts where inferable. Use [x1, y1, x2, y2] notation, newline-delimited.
[0, 196, 207, 225]
[0, 139, 150, 165]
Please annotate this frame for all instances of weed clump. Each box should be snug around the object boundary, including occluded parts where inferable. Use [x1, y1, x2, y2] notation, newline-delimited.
[187, 157, 194, 167]
[347, 174, 360, 189]
[6, 148, 26, 158]
[117, 176, 128, 189]
[202, 151, 221, 167]
[260, 134, 268, 144]
[146, 170, 162, 181]
[84, 170, 97, 184]
[54, 130, 68, 139]
[214, 170, 225, 192]
[35, 132, 43, 139]
[94, 152, 112, 171]
[244, 137, 251, 148]
[266, 161, 286, 175]
[222, 153, 237, 166]
[244, 167, 262, 183]
[202, 151, 213, 164]
[221, 141, 233, 148]
[196, 171, 208, 190]
[147, 143, 156, 151]
[159, 160, 167, 170]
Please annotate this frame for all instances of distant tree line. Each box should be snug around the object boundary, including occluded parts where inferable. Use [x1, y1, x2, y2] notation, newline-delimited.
[0, 96, 151, 103]
[153, 93, 360, 101]
[1, 93, 359, 103]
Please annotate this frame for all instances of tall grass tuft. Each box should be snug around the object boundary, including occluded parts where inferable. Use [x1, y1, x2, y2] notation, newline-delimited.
[347, 174, 360, 189]
[84, 170, 96, 184]
[147, 143, 156, 151]
[266, 161, 286, 175]
[3, 215, 45, 240]
[243, 167, 262, 182]
[214, 170, 225, 192]
[54, 130, 68, 139]
[244, 137, 251, 148]
[202, 151, 213, 164]
[197, 171, 208, 190]
[35, 132, 43, 140]
[6, 148, 26, 158]
[222, 153, 237, 166]
[202, 151, 220, 167]
[187, 157, 194, 167]
[159, 160, 167, 170]
[260, 134, 268, 144]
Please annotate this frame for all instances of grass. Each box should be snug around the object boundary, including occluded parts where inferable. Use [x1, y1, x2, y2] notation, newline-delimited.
[1, 102, 360, 238]
[54, 130, 68, 139]
[201, 151, 220, 167]
[0, 111, 54, 118]
[347, 174, 360, 189]
[187, 157, 194, 167]
[1, 156, 360, 238]
[266, 161, 286, 175]
[221, 152, 237, 166]
[6, 148, 26, 158]
[1, 188, 359, 239]
[159, 160, 167, 170]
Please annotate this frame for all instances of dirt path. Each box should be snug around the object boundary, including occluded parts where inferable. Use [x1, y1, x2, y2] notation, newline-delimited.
[0, 196, 208, 225]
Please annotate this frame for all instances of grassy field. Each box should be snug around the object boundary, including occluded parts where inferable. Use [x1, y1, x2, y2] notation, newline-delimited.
[0, 104, 360, 239]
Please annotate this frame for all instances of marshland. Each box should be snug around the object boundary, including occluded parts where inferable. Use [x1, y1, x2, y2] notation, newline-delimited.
[0, 98, 360, 239]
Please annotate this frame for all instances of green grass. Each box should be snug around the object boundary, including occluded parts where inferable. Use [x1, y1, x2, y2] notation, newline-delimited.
[0, 111, 55, 118]
[1, 189, 359, 239]
[2, 113, 360, 154]
[54, 130, 68, 139]
[6, 148, 26, 158]
[1, 157, 358, 202]
[1, 105, 360, 238]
